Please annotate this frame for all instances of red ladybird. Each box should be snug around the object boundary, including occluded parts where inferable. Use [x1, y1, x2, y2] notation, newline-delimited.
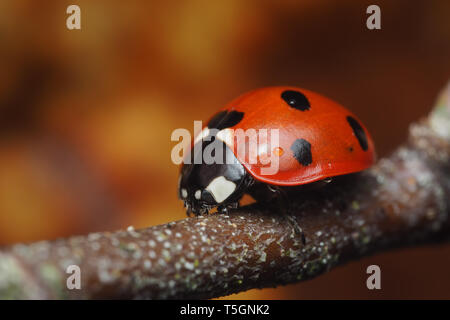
[178, 86, 376, 219]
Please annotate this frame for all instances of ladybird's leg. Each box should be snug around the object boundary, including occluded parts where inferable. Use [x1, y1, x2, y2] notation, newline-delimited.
[247, 179, 276, 202]
[218, 205, 228, 214]
[268, 185, 306, 245]
[218, 177, 251, 214]
[198, 206, 209, 216]
[285, 215, 306, 245]
[185, 202, 193, 217]
[225, 201, 239, 213]
[247, 180, 306, 244]
[229, 202, 239, 209]
[217, 201, 239, 214]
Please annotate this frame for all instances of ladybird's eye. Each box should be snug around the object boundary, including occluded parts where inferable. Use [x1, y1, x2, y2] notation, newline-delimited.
[201, 190, 216, 204]
[281, 90, 310, 111]
[181, 188, 188, 198]
[194, 190, 202, 200]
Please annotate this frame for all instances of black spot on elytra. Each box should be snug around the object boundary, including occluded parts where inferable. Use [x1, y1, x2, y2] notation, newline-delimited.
[207, 111, 227, 129]
[346, 116, 368, 151]
[207, 110, 244, 130]
[281, 90, 310, 111]
[290, 139, 312, 166]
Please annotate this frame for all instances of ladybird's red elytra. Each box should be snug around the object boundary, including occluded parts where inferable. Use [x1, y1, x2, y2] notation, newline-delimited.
[220, 86, 376, 186]
[178, 86, 376, 216]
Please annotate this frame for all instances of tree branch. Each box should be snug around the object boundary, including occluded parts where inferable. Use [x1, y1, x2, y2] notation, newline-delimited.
[1, 82, 450, 299]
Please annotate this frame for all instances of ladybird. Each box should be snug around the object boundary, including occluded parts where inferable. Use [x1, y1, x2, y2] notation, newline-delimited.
[178, 86, 376, 217]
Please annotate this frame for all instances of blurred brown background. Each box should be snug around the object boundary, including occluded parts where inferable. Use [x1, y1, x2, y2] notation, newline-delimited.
[0, 0, 449, 299]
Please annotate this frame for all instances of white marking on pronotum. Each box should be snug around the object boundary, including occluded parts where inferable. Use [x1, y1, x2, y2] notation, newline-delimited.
[194, 127, 210, 145]
[205, 176, 236, 203]
[194, 190, 201, 200]
[216, 128, 234, 148]
[181, 188, 188, 198]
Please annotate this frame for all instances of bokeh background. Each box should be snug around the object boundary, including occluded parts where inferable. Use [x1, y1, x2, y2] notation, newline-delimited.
[0, 0, 449, 299]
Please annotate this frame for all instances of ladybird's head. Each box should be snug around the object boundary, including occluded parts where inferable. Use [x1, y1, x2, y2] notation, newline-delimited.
[178, 139, 247, 215]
